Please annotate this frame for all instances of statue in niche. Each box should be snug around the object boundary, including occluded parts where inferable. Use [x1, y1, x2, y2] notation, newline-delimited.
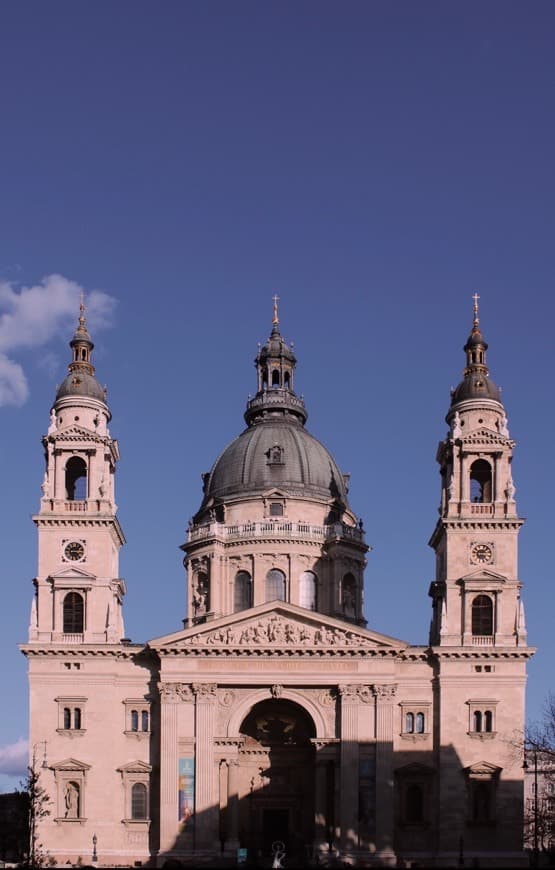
[505, 474, 516, 500]
[193, 573, 209, 616]
[64, 782, 79, 819]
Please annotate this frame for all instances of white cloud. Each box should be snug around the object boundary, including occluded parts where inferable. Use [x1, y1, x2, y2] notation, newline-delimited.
[0, 737, 28, 778]
[0, 274, 117, 407]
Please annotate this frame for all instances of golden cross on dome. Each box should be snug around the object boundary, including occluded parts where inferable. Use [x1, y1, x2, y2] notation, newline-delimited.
[472, 291, 480, 323]
[272, 293, 279, 325]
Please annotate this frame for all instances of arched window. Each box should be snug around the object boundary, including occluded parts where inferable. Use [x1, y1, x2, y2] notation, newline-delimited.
[484, 710, 493, 733]
[65, 456, 88, 501]
[271, 369, 280, 387]
[473, 710, 483, 733]
[470, 459, 492, 503]
[472, 595, 493, 636]
[63, 707, 71, 730]
[405, 712, 415, 734]
[234, 571, 252, 612]
[63, 592, 84, 634]
[131, 710, 139, 732]
[299, 571, 317, 610]
[342, 573, 356, 618]
[74, 708, 82, 730]
[131, 783, 148, 820]
[265, 569, 286, 602]
[284, 371, 290, 389]
[406, 783, 424, 824]
[416, 712, 425, 734]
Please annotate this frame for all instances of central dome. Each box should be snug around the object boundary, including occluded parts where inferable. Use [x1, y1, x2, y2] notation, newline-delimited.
[202, 417, 349, 505]
[195, 312, 351, 518]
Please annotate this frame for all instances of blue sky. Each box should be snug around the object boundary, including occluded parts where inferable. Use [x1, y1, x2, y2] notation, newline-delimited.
[0, 1, 554, 790]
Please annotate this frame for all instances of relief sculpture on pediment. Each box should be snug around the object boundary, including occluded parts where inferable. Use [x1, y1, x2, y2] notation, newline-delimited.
[183, 614, 375, 650]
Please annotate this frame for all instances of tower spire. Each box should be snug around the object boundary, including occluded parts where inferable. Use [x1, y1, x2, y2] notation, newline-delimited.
[272, 293, 279, 327]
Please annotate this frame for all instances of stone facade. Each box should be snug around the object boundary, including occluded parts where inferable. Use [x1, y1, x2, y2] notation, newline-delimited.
[21, 299, 534, 867]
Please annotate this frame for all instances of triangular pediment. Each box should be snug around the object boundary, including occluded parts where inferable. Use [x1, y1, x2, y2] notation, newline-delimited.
[395, 762, 435, 776]
[465, 760, 502, 777]
[117, 760, 152, 774]
[459, 568, 507, 585]
[149, 601, 407, 655]
[50, 757, 91, 772]
[49, 566, 96, 582]
[462, 427, 510, 447]
[55, 424, 105, 442]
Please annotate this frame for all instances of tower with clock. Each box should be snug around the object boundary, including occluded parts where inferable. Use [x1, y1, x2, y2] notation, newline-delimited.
[30, 300, 126, 645]
[428, 294, 526, 650]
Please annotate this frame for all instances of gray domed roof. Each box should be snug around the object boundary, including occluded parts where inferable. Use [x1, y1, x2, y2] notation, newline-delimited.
[55, 371, 106, 403]
[201, 418, 349, 507]
[450, 371, 501, 404]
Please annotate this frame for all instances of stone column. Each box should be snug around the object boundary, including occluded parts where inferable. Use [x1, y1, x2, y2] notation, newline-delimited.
[159, 683, 183, 852]
[338, 685, 360, 854]
[226, 759, 241, 851]
[311, 738, 339, 853]
[373, 683, 397, 863]
[193, 683, 219, 850]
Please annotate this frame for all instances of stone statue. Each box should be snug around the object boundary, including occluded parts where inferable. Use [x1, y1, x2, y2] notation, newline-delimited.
[47, 408, 57, 434]
[498, 414, 509, 437]
[451, 411, 462, 440]
[64, 782, 79, 818]
[505, 475, 516, 500]
[41, 471, 49, 497]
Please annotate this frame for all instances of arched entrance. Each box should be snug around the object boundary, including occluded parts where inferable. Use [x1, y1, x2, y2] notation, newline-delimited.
[238, 698, 316, 862]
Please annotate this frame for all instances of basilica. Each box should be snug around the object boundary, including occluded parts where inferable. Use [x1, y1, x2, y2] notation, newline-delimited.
[22, 299, 533, 867]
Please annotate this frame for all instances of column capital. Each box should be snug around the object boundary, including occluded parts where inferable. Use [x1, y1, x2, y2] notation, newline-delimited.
[372, 683, 398, 702]
[338, 684, 360, 702]
[192, 682, 218, 701]
[158, 681, 194, 702]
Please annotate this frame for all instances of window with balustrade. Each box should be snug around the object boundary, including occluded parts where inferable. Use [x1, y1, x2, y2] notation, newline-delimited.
[63, 591, 84, 634]
[65, 456, 88, 501]
[470, 459, 492, 503]
[471, 594, 493, 637]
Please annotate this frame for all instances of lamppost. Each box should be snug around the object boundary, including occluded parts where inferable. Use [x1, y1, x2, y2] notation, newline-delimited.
[92, 832, 98, 863]
[524, 747, 540, 867]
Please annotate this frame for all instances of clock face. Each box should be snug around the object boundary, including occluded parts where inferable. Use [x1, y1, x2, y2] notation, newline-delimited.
[64, 541, 85, 562]
[471, 543, 493, 564]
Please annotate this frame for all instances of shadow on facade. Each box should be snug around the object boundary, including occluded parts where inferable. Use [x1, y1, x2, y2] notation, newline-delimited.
[153, 729, 525, 869]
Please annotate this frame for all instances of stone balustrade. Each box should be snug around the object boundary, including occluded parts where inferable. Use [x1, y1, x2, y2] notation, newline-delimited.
[187, 520, 364, 544]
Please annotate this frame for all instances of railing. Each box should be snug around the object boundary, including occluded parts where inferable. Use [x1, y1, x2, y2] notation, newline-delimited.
[470, 503, 494, 515]
[471, 635, 494, 646]
[64, 501, 88, 512]
[187, 520, 364, 544]
[60, 634, 84, 644]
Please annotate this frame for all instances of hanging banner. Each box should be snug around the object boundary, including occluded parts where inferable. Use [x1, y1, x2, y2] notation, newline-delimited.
[178, 757, 195, 829]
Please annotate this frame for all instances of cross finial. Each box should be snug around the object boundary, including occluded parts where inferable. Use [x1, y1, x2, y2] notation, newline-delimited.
[472, 291, 480, 324]
[272, 293, 279, 325]
[79, 291, 86, 326]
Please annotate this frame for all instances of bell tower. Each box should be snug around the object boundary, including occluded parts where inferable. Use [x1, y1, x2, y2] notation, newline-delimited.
[429, 296, 526, 648]
[30, 301, 126, 645]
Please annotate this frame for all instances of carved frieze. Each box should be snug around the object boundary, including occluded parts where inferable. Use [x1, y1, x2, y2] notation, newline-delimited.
[181, 614, 378, 652]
